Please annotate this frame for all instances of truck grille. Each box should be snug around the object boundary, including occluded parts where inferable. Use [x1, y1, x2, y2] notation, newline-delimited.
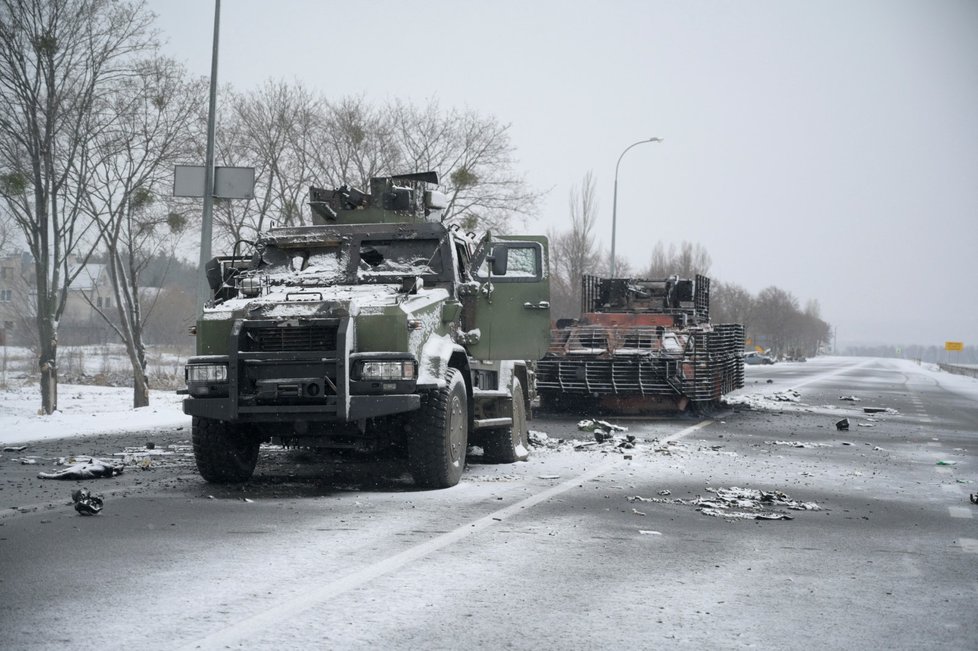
[243, 325, 338, 352]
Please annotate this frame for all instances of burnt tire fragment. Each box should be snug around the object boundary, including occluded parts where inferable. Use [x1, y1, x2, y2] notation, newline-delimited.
[409, 367, 468, 489]
[192, 416, 260, 483]
[482, 377, 530, 463]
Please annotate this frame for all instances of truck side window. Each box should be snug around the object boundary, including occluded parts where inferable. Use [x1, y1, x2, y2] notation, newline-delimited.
[475, 242, 543, 282]
[455, 243, 469, 280]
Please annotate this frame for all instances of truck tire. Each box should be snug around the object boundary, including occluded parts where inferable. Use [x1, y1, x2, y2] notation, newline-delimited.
[483, 377, 530, 463]
[409, 367, 468, 488]
[192, 417, 260, 483]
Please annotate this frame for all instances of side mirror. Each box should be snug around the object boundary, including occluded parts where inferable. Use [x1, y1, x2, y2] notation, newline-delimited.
[489, 245, 508, 276]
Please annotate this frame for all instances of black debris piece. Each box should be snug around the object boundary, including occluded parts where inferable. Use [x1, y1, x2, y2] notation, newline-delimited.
[72, 488, 103, 516]
[836, 418, 850, 431]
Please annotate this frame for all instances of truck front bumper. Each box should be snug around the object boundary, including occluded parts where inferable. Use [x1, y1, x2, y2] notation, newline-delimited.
[183, 393, 420, 422]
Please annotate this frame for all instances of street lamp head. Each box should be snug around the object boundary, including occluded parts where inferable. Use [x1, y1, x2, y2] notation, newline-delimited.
[611, 135, 663, 278]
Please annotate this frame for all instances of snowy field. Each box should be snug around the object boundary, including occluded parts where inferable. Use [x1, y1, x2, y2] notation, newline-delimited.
[0, 343, 191, 447]
[1, 355, 976, 449]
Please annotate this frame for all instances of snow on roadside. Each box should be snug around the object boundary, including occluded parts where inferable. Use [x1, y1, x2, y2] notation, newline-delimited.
[0, 383, 189, 446]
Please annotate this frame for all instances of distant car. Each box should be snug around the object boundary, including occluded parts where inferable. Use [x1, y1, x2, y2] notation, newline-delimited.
[744, 352, 775, 365]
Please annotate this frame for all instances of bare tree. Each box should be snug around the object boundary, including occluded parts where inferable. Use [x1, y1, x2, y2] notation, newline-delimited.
[645, 241, 712, 278]
[80, 57, 203, 407]
[752, 286, 800, 356]
[233, 80, 321, 230]
[0, 0, 156, 413]
[312, 94, 400, 194]
[388, 99, 540, 232]
[550, 171, 601, 318]
[712, 281, 755, 331]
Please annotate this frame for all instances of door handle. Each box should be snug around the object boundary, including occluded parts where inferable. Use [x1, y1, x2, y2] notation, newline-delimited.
[523, 301, 550, 310]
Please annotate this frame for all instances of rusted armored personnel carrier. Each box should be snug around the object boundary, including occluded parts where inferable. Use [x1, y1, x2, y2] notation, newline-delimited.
[536, 274, 743, 413]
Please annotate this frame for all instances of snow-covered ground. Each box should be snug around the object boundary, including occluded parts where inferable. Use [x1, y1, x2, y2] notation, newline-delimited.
[1, 356, 975, 449]
[0, 384, 189, 446]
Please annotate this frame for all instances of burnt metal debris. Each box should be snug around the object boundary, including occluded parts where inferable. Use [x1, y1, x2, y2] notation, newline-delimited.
[71, 488, 104, 515]
[537, 274, 744, 413]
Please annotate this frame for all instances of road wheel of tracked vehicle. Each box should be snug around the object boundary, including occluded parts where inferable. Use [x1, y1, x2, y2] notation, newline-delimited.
[192, 417, 260, 483]
[482, 377, 530, 463]
[409, 367, 468, 488]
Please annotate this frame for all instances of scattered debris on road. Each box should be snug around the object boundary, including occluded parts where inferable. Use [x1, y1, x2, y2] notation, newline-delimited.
[970, 494, 977, 505]
[839, 395, 860, 402]
[578, 419, 628, 433]
[3, 445, 28, 452]
[863, 407, 898, 414]
[836, 418, 850, 431]
[628, 486, 821, 522]
[38, 457, 124, 479]
[767, 440, 829, 448]
[936, 460, 957, 466]
[71, 488, 103, 515]
[528, 431, 560, 449]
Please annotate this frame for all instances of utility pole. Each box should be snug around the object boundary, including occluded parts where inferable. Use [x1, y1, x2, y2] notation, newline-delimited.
[197, 0, 221, 311]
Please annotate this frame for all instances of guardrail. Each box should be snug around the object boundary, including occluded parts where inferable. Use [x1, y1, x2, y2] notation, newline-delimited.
[938, 363, 978, 379]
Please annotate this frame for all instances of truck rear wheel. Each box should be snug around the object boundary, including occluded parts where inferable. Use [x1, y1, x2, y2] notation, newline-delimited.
[192, 417, 260, 483]
[483, 377, 530, 463]
[409, 367, 468, 488]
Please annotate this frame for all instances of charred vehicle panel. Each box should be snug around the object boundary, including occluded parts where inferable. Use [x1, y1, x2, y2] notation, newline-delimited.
[537, 274, 743, 413]
[183, 173, 550, 487]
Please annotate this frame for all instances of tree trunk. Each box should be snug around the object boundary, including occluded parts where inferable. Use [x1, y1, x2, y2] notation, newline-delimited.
[37, 321, 58, 414]
[132, 368, 149, 408]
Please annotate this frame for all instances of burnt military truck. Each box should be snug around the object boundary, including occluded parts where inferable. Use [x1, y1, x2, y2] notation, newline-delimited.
[183, 172, 550, 488]
[537, 274, 743, 413]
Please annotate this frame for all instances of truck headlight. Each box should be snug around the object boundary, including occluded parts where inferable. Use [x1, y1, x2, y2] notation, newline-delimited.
[354, 359, 417, 381]
[186, 363, 228, 383]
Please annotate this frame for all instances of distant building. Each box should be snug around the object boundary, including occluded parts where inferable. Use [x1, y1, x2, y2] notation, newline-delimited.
[0, 253, 34, 347]
[61, 262, 118, 345]
[0, 253, 123, 346]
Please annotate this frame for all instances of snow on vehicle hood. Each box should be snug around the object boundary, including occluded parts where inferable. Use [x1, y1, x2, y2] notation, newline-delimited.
[204, 284, 449, 319]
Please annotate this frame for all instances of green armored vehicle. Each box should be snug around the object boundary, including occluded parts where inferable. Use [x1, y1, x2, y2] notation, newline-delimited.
[182, 172, 550, 488]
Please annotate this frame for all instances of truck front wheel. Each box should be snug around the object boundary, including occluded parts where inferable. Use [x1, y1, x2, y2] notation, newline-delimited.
[409, 367, 468, 488]
[482, 377, 530, 463]
[192, 417, 261, 483]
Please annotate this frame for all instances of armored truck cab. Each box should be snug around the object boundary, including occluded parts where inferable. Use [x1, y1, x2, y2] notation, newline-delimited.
[183, 173, 550, 488]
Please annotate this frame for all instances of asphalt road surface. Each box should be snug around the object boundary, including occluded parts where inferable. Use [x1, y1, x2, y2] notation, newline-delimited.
[1, 357, 975, 650]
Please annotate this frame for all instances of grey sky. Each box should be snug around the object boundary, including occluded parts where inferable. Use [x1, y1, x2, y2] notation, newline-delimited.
[148, 0, 978, 347]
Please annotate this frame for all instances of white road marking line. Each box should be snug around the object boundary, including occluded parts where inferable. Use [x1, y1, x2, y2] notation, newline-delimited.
[948, 506, 973, 519]
[179, 422, 713, 649]
[660, 420, 714, 444]
[958, 538, 978, 553]
[787, 359, 873, 391]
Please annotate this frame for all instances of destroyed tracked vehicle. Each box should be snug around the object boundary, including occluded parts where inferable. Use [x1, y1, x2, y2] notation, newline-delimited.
[182, 172, 550, 488]
[537, 274, 743, 413]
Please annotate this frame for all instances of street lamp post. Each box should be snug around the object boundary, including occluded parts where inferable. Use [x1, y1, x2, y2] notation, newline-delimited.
[611, 136, 662, 277]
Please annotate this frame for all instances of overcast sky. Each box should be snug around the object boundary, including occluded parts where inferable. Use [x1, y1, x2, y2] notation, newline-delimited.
[147, 0, 978, 348]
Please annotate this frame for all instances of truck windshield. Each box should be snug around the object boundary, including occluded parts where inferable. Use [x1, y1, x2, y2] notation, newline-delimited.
[357, 239, 443, 278]
[259, 243, 348, 285]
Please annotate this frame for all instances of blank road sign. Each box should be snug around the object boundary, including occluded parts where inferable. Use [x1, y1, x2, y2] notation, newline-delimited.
[945, 341, 964, 351]
[173, 165, 255, 199]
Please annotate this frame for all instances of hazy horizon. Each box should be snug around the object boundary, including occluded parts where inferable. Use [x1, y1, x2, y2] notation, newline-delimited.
[147, 0, 978, 349]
